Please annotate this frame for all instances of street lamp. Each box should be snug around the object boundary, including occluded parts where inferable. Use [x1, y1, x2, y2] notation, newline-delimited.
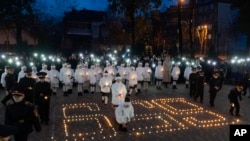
[197, 25, 208, 56]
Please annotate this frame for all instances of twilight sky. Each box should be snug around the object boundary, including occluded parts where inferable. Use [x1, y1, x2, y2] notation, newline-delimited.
[33, 0, 176, 21]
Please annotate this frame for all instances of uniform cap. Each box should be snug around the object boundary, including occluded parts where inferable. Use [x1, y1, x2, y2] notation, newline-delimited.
[115, 73, 122, 80]
[125, 96, 130, 102]
[124, 96, 131, 105]
[37, 72, 47, 78]
[103, 70, 109, 75]
[197, 66, 202, 70]
[11, 85, 25, 96]
[6, 66, 14, 70]
[24, 68, 32, 73]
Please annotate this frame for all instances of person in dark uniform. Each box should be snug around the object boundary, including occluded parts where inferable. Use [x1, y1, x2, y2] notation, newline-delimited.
[1, 66, 17, 106]
[189, 67, 197, 98]
[208, 71, 221, 107]
[242, 69, 250, 96]
[4, 85, 41, 141]
[218, 67, 225, 90]
[18, 68, 36, 103]
[34, 72, 52, 125]
[228, 82, 243, 117]
[194, 70, 206, 103]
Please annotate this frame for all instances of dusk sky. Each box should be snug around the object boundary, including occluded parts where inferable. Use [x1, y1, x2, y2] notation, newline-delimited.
[33, 0, 177, 21]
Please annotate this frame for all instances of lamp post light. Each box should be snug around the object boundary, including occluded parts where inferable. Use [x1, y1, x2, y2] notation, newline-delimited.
[197, 25, 208, 56]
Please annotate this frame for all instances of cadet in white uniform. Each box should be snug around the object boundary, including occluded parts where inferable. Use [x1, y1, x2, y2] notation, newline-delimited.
[115, 97, 134, 132]
[155, 61, 164, 90]
[99, 71, 112, 106]
[49, 65, 59, 95]
[111, 74, 127, 107]
[136, 62, 144, 94]
[171, 63, 181, 89]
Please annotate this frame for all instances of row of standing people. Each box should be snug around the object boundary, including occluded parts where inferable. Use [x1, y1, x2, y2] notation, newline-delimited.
[1, 66, 52, 141]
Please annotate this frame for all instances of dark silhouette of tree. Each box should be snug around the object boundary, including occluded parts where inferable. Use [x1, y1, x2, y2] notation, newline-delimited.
[108, 0, 162, 53]
[0, 0, 35, 52]
[231, 0, 250, 54]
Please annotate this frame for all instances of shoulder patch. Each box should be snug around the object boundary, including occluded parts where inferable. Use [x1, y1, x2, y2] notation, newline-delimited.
[24, 101, 33, 106]
[6, 99, 14, 106]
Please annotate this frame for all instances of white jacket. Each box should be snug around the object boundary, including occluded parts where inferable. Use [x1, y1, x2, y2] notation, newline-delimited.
[136, 67, 144, 81]
[88, 69, 97, 84]
[128, 71, 138, 86]
[74, 68, 85, 83]
[155, 65, 164, 79]
[118, 67, 126, 80]
[142, 67, 152, 80]
[61, 68, 73, 84]
[111, 82, 127, 105]
[1, 71, 7, 88]
[99, 77, 112, 93]
[171, 66, 181, 80]
[125, 67, 131, 80]
[184, 66, 192, 80]
[115, 103, 134, 124]
[94, 67, 103, 81]
[59, 67, 67, 82]
[49, 69, 59, 84]
[18, 71, 25, 82]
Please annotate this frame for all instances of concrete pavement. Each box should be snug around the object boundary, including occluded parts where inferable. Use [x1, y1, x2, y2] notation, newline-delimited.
[1, 83, 250, 141]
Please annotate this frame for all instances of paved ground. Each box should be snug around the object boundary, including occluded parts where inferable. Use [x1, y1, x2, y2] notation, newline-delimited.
[1, 83, 250, 141]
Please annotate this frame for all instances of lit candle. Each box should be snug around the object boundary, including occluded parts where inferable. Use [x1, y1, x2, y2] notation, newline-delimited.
[105, 81, 108, 86]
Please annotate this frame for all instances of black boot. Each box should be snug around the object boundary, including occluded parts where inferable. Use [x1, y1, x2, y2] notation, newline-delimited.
[164, 82, 168, 88]
[186, 84, 189, 88]
[53, 92, 56, 95]
[63, 92, 68, 96]
[78, 92, 83, 96]
[229, 110, 234, 116]
[68, 89, 72, 94]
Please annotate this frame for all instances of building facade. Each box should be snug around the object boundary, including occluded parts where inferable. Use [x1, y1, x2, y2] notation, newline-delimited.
[195, 0, 238, 57]
[62, 9, 107, 52]
[162, 0, 244, 58]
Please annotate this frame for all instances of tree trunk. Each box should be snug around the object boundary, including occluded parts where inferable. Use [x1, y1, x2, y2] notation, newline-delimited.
[189, 0, 195, 58]
[16, 26, 22, 52]
[178, 0, 183, 56]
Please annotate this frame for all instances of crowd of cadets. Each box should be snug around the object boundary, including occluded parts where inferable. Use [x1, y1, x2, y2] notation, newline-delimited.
[0, 54, 248, 139]
[1, 55, 248, 100]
